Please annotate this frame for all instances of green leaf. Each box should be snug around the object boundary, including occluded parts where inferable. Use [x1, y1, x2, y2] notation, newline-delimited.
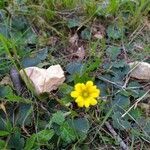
[0, 140, 6, 149]
[66, 62, 83, 75]
[0, 24, 10, 37]
[112, 112, 131, 130]
[107, 24, 124, 40]
[60, 122, 76, 143]
[73, 73, 91, 84]
[129, 108, 142, 120]
[0, 130, 10, 136]
[143, 120, 150, 134]
[59, 83, 73, 95]
[112, 60, 126, 68]
[67, 18, 79, 28]
[21, 48, 48, 67]
[16, 104, 33, 126]
[0, 85, 32, 103]
[86, 58, 101, 72]
[113, 94, 130, 108]
[37, 129, 54, 143]
[8, 131, 25, 150]
[60, 96, 72, 105]
[12, 16, 28, 31]
[24, 134, 36, 150]
[52, 111, 65, 125]
[0, 85, 12, 98]
[106, 46, 121, 60]
[70, 118, 90, 140]
[81, 28, 91, 40]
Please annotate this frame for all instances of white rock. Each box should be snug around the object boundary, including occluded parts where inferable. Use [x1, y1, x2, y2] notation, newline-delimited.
[129, 61, 150, 80]
[20, 65, 65, 95]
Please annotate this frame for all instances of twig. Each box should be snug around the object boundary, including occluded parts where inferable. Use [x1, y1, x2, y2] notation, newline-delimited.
[122, 89, 150, 118]
[98, 76, 122, 88]
[129, 24, 146, 45]
[105, 121, 129, 150]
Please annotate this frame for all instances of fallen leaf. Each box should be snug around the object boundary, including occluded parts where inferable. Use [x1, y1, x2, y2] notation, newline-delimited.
[129, 61, 150, 80]
[75, 46, 85, 60]
[20, 65, 65, 95]
[0, 102, 7, 114]
[93, 31, 104, 39]
[0, 76, 12, 86]
[69, 33, 78, 46]
[92, 22, 105, 39]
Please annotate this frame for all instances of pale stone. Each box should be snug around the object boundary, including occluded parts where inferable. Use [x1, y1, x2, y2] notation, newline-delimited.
[129, 61, 150, 80]
[20, 65, 65, 95]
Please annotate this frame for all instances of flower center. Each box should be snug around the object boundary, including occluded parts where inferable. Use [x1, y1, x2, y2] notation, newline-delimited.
[82, 91, 89, 98]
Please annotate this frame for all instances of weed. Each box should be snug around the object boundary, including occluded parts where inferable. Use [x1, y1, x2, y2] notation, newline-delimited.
[0, 0, 149, 149]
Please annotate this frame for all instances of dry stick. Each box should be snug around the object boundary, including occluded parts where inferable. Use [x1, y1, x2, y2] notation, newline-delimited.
[129, 24, 146, 45]
[105, 121, 129, 150]
[122, 89, 150, 118]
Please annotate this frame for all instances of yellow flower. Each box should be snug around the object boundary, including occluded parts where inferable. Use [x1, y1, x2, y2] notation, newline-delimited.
[70, 81, 100, 108]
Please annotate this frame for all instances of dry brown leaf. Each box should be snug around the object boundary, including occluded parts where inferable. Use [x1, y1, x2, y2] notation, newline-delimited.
[75, 46, 85, 60]
[20, 65, 65, 95]
[92, 22, 105, 39]
[69, 33, 79, 46]
[93, 31, 104, 39]
[0, 102, 7, 114]
[0, 75, 12, 86]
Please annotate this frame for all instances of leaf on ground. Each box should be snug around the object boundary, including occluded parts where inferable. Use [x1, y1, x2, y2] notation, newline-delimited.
[21, 48, 48, 67]
[37, 129, 54, 143]
[16, 104, 33, 126]
[106, 46, 121, 60]
[92, 22, 106, 39]
[112, 60, 126, 68]
[74, 46, 85, 60]
[107, 24, 124, 40]
[60, 122, 76, 143]
[0, 130, 10, 136]
[69, 118, 90, 140]
[113, 94, 130, 108]
[69, 33, 79, 46]
[81, 28, 91, 40]
[8, 131, 25, 150]
[0, 85, 12, 98]
[112, 112, 131, 130]
[52, 111, 65, 125]
[66, 62, 83, 75]
[0, 140, 6, 149]
[24, 134, 36, 150]
[12, 16, 28, 31]
[0, 75, 12, 86]
[59, 83, 73, 95]
[67, 18, 80, 28]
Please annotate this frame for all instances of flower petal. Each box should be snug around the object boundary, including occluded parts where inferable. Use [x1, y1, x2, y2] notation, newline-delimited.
[90, 89, 100, 98]
[75, 96, 83, 103]
[71, 91, 79, 98]
[88, 86, 97, 92]
[77, 101, 84, 107]
[84, 99, 90, 108]
[86, 81, 93, 87]
[90, 98, 97, 105]
[75, 83, 84, 92]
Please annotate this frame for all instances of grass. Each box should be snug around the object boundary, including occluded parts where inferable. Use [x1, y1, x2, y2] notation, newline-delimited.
[0, 0, 150, 149]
